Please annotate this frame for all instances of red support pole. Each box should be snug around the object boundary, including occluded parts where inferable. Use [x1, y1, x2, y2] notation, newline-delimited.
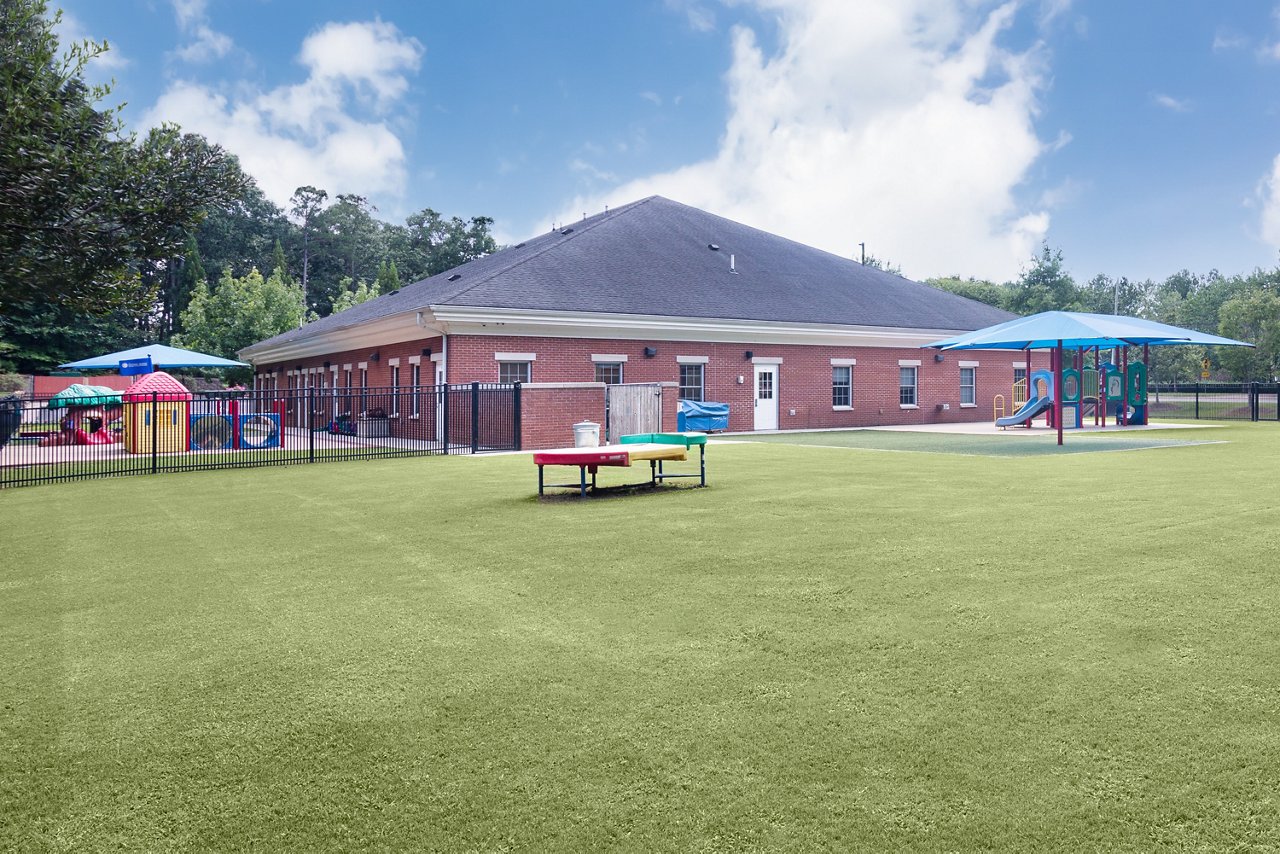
[1094, 347, 1101, 426]
[1056, 340, 1064, 446]
[1121, 346, 1129, 426]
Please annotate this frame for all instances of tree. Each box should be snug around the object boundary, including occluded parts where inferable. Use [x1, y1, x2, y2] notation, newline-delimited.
[289, 185, 328, 310]
[1006, 245, 1080, 315]
[388, 209, 497, 281]
[0, 0, 247, 314]
[1218, 286, 1280, 381]
[376, 259, 400, 295]
[925, 276, 1009, 309]
[860, 254, 902, 276]
[330, 277, 378, 314]
[176, 267, 304, 363]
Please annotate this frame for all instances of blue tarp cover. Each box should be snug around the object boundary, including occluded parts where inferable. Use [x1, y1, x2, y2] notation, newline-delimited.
[678, 399, 729, 431]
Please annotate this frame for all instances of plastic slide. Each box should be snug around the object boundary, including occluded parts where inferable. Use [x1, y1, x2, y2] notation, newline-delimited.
[996, 395, 1052, 428]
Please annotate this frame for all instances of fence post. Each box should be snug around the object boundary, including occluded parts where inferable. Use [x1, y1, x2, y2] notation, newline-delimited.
[471, 382, 480, 454]
[1195, 384, 1200, 420]
[1251, 381, 1260, 422]
[513, 382, 522, 451]
[442, 382, 449, 454]
[150, 391, 159, 474]
[308, 389, 315, 463]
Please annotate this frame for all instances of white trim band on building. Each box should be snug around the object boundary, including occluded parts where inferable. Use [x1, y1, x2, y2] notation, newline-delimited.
[591, 354, 628, 362]
[750, 356, 783, 365]
[959, 360, 980, 368]
[495, 352, 536, 361]
[898, 359, 922, 367]
[830, 358, 857, 366]
[676, 355, 709, 364]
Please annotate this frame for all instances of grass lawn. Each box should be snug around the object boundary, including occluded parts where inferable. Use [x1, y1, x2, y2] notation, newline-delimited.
[3, 422, 1279, 851]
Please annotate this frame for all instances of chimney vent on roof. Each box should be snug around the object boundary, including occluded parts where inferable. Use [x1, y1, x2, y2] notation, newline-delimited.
[729, 254, 737, 274]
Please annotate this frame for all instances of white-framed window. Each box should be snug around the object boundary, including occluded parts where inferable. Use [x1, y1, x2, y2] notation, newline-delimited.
[410, 363, 421, 418]
[960, 366, 976, 406]
[594, 362, 623, 384]
[899, 366, 918, 407]
[390, 365, 401, 416]
[499, 361, 531, 384]
[679, 363, 704, 401]
[832, 366, 852, 408]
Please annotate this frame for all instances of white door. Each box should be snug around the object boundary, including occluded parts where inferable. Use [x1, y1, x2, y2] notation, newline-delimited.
[754, 364, 778, 430]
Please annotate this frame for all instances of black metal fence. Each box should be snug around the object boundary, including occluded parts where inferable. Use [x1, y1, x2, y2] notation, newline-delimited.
[0, 383, 521, 489]
[1148, 382, 1280, 421]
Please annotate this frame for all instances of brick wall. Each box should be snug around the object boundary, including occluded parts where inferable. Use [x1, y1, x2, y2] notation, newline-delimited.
[254, 332, 1047, 439]
[519, 384, 606, 449]
[445, 334, 1046, 432]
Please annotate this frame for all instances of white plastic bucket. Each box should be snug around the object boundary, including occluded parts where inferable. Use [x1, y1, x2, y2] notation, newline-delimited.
[572, 421, 601, 447]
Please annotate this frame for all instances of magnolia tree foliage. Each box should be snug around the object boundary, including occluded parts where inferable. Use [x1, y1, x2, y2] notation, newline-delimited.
[0, 0, 247, 315]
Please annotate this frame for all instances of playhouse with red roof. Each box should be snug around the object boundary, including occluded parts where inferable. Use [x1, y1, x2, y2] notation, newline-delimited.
[122, 371, 193, 454]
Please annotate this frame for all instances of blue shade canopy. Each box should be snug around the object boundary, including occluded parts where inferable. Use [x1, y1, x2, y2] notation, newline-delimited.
[924, 311, 1253, 351]
[59, 344, 248, 370]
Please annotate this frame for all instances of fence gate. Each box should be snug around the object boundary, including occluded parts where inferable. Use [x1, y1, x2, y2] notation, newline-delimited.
[605, 383, 662, 441]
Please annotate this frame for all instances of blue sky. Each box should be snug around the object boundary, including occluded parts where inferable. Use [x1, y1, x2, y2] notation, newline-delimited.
[56, 0, 1280, 286]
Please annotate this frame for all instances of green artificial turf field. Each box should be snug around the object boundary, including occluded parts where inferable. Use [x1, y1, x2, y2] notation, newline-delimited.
[3, 422, 1279, 851]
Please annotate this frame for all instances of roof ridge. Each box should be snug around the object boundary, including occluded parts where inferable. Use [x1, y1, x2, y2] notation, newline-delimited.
[435, 197, 656, 305]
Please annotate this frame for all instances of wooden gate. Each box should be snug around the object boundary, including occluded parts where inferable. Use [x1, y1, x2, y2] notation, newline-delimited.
[605, 383, 662, 441]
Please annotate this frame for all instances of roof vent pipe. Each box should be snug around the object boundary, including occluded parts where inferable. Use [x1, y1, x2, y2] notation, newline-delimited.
[730, 254, 737, 274]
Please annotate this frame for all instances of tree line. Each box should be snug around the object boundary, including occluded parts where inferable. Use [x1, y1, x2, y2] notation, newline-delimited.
[924, 246, 1280, 383]
[0, 0, 497, 376]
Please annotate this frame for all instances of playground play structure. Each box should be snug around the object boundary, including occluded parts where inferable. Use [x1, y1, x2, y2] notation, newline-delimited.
[926, 311, 1253, 446]
[994, 348, 1149, 430]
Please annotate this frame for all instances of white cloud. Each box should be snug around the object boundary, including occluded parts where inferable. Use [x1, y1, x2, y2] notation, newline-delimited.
[555, 0, 1052, 282]
[640, 91, 663, 106]
[1153, 93, 1192, 112]
[570, 158, 619, 183]
[1259, 154, 1280, 247]
[665, 0, 716, 32]
[143, 19, 424, 212]
[1212, 30, 1247, 52]
[169, 0, 233, 64]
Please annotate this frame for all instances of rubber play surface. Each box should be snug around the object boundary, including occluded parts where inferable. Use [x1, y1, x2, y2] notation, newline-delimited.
[743, 429, 1224, 457]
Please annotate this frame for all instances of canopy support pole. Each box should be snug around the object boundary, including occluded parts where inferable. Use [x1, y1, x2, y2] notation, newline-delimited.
[1056, 340, 1064, 446]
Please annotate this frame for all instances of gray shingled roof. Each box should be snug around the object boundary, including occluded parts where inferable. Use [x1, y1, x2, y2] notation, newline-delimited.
[246, 196, 1014, 351]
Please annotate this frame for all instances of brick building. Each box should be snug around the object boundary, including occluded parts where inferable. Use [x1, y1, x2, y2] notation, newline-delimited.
[239, 197, 1034, 448]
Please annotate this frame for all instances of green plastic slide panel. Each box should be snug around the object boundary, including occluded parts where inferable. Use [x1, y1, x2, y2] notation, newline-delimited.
[1081, 369, 1099, 401]
[1127, 362, 1148, 405]
[620, 432, 708, 446]
[1061, 369, 1081, 403]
